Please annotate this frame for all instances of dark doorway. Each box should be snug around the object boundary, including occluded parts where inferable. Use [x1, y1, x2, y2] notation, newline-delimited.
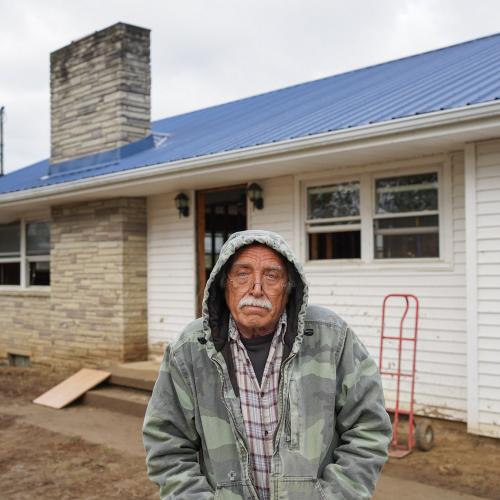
[196, 186, 247, 314]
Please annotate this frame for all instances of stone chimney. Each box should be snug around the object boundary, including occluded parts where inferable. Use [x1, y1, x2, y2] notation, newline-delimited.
[50, 23, 151, 165]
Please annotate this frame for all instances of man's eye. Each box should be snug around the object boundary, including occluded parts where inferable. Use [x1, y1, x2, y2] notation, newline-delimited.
[265, 273, 279, 281]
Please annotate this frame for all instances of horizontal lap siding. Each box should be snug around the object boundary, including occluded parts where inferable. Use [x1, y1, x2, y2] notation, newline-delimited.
[476, 140, 500, 435]
[303, 156, 467, 421]
[145, 155, 496, 426]
[147, 193, 196, 348]
[249, 176, 295, 252]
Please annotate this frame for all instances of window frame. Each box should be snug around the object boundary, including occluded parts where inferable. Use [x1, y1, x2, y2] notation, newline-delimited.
[371, 170, 441, 261]
[303, 174, 363, 263]
[0, 220, 22, 287]
[0, 218, 51, 289]
[299, 159, 453, 270]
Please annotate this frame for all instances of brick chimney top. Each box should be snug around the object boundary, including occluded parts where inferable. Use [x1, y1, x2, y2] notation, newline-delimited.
[50, 23, 151, 166]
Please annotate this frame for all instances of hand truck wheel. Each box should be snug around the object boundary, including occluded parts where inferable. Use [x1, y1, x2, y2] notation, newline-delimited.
[415, 419, 434, 451]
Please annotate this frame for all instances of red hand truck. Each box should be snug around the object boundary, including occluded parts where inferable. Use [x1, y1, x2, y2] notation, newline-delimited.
[379, 293, 434, 458]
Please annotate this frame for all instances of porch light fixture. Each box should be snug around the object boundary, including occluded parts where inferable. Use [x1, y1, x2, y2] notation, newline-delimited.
[247, 182, 264, 210]
[175, 192, 189, 218]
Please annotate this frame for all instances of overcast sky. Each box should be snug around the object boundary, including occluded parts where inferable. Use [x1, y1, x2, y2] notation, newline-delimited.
[1, 0, 500, 174]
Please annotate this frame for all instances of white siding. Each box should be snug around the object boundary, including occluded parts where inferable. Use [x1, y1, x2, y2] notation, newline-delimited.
[249, 175, 296, 252]
[147, 192, 196, 347]
[475, 140, 500, 437]
[298, 157, 467, 421]
[145, 150, 500, 435]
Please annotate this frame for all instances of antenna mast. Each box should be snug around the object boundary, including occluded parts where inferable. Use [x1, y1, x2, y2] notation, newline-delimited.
[0, 106, 4, 176]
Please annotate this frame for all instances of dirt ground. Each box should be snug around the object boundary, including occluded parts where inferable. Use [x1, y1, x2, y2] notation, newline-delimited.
[383, 419, 500, 499]
[0, 366, 157, 500]
[1, 366, 499, 499]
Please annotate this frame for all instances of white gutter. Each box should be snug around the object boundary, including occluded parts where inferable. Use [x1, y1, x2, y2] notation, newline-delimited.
[1, 100, 500, 207]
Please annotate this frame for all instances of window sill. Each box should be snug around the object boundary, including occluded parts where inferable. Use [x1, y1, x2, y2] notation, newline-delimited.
[0, 286, 51, 298]
[304, 259, 454, 273]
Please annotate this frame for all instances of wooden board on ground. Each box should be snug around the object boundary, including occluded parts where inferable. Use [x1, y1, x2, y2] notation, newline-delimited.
[33, 368, 110, 409]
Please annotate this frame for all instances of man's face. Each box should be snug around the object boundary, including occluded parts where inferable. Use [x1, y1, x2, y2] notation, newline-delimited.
[225, 244, 289, 338]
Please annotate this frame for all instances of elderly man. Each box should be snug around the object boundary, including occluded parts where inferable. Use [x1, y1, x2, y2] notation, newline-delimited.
[143, 230, 391, 500]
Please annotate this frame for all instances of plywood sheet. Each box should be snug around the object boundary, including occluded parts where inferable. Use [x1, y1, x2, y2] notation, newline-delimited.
[33, 368, 110, 409]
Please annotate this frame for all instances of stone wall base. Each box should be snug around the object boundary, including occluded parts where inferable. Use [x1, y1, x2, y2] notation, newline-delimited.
[0, 197, 149, 368]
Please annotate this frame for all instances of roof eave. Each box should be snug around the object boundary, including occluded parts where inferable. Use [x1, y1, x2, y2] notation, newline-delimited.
[1, 100, 500, 208]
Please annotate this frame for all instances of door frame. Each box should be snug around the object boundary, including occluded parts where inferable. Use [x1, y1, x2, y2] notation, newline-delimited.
[195, 184, 247, 316]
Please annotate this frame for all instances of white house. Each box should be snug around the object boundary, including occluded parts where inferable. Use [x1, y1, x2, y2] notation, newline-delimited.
[0, 23, 499, 438]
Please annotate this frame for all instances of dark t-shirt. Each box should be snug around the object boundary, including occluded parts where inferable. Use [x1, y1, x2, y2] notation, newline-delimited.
[240, 331, 275, 385]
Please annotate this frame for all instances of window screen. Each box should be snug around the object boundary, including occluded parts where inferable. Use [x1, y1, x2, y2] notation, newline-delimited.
[26, 222, 51, 256]
[0, 222, 20, 258]
[374, 173, 439, 259]
[307, 182, 361, 260]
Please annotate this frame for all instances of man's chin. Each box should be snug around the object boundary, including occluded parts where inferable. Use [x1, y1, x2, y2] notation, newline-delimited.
[237, 310, 271, 327]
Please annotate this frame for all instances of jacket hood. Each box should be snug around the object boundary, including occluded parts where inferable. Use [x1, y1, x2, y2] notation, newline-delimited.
[201, 230, 309, 358]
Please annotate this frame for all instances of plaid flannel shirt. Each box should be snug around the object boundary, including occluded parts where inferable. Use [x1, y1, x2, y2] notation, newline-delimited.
[228, 313, 287, 500]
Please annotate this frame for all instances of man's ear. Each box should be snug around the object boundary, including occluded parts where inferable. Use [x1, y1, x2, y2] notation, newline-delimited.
[285, 260, 296, 296]
[219, 254, 235, 289]
[219, 269, 227, 289]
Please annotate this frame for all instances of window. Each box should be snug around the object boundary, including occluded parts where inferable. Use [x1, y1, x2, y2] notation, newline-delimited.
[304, 169, 442, 263]
[0, 220, 51, 286]
[26, 222, 51, 285]
[8, 353, 31, 367]
[306, 182, 361, 260]
[0, 222, 21, 285]
[374, 173, 439, 259]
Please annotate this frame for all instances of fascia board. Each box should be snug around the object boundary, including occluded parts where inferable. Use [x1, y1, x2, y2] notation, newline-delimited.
[1, 100, 500, 207]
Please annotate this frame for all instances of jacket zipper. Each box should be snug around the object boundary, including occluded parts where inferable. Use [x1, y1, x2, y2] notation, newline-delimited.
[284, 398, 292, 443]
[272, 351, 298, 453]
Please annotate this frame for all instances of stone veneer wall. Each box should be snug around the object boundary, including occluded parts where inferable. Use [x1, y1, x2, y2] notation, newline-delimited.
[50, 23, 150, 164]
[0, 291, 52, 365]
[47, 197, 148, 368]
[0, 198, 148, 368]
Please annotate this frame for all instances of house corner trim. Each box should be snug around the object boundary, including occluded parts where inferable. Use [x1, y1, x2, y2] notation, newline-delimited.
[464, 142, 479, 434]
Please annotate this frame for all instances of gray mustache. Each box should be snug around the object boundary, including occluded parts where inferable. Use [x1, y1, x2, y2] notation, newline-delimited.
[237, 296, 272, 310]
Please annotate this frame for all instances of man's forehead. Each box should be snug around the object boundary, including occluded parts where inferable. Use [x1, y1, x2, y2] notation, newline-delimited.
[231, 244, 285, 267]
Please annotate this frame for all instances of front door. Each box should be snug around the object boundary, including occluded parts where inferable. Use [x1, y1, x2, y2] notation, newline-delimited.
[196, 186, 247, 314]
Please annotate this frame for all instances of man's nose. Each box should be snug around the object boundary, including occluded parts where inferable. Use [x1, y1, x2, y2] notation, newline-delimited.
[250, 281, 264, 296]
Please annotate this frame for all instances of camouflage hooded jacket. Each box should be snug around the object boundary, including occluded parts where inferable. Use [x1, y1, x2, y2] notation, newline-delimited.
[143, 230, 392, 500]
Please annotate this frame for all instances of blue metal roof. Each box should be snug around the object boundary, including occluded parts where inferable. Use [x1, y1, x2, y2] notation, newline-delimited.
[1, 32, 500, 196]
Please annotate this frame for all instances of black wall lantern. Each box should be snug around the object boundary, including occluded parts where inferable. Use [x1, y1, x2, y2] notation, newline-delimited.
[175, 192, 190, 218]
[247, 182, 264, 210]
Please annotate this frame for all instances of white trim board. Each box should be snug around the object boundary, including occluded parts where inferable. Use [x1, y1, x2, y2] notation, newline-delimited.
[464, 143, 479, 434]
